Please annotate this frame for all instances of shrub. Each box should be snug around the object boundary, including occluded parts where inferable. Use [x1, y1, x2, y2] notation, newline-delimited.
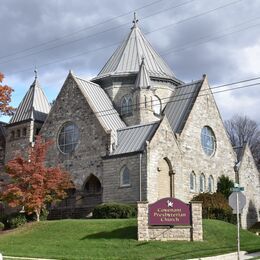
[93, 203, 136, 219]
[192, 192, 236, 224]
[217, 175, 234, 199]
[0, 222, 4, 231]
[6, 213, 27, 229]
[26, 208, 49, 222]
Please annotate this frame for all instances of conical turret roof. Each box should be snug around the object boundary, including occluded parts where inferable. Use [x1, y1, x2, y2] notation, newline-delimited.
[9, 76, 50, 124]
[94, 19, 176, 81]
[135, 58, 151, 89]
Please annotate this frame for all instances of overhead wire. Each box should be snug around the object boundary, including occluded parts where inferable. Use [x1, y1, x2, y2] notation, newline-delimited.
[0, 0, 167, 60]
[0, 0, 195, 64]
[48, 75, 260, 120]
[0, 0, 241, 67]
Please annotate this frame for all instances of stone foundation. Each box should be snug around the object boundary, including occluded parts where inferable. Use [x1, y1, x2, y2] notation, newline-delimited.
[137, 201, 203, 241]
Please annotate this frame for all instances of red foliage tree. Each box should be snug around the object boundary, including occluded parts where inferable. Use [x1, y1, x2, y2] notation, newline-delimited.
[0, 136, 73, 221]
[0, 72, 15, 116]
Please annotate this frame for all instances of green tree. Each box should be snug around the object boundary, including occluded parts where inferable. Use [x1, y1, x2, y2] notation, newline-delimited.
[217, 175, 234, 199]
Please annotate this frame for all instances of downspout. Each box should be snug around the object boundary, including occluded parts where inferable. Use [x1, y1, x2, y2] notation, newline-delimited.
[139, 152, 142, 201]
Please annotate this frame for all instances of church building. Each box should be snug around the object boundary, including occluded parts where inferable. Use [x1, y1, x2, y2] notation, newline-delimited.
[2, 18, 259, 228]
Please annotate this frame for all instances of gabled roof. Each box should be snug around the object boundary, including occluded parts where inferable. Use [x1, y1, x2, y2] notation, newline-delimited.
[72, 74, 126, 137]
[164, 79, 204, 133]
[94, 22, 176, 81]
[112, 121, 160, 155]
[9, 78, 50, 124]
[135, 58, 151, 89]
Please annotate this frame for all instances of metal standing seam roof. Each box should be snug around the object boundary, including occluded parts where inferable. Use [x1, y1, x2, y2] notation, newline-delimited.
[73, 75, 126, 137]
[9, 78, 51, 124]
[164, 80, 204, 133]
[94, 23, 176, 80]
[112, 121, 160, 155]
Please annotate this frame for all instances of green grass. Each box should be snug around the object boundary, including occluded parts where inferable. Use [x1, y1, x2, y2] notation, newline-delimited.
[0, 219, 260, 259]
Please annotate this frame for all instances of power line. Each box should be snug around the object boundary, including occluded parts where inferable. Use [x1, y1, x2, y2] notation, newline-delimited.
[161, 17, 260, 55]
[0, 0, 166, 60]
[47, 76, 260, 120]
[0, 0, 195, 64]
[0, 0, 241, 67]
[9, 14, 259, 76]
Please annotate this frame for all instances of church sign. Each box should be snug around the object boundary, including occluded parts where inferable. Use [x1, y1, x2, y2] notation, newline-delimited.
[149, 197, 191, 226]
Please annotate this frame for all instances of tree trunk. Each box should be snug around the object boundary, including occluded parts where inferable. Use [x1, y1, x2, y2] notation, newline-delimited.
[35, 209, 40, 222]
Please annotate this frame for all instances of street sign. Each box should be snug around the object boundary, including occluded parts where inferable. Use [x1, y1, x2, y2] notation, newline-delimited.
[231, 187, 244, 192]
[229, 191, 246, 214]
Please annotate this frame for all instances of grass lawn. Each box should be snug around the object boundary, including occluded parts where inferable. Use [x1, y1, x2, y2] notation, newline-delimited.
[0, 219, 260, 260]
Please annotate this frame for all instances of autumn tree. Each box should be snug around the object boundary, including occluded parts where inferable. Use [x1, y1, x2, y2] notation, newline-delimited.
[0, 136, 73, 221]
[0, 72, 15, 116]
[225, 115, 260, 170]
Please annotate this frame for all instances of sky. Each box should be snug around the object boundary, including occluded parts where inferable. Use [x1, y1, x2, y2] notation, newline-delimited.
[0, 0, 260, 124]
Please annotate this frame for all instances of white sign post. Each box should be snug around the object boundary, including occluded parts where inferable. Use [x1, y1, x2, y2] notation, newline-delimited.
[229, 187, 246, 260]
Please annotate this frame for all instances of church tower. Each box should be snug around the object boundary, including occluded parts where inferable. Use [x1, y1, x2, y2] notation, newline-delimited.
[5, 72, 50, 162]
[92, 14, 182, 126]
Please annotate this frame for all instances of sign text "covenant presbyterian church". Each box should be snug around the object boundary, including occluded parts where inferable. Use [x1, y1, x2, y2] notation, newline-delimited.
[148, 198, 191, 226]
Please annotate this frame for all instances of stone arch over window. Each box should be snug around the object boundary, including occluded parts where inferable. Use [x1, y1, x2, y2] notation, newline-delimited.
[199, 173, 206, 193]
[190, 171, 196, 192]
[208, 175, 214, 193]
[157, 157, 174, 199]
[152, 95, 161, 115]
[84, 174, 102, 194]
[121, 95, 133, 116]
[120, 166, 130, 187]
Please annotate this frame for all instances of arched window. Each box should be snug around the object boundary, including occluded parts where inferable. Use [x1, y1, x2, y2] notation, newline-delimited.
[201, 126, 216, 156]
[199, 173, 205, 193]
[152, 95, 161, 115]
[58, 122, 80, 154]
[121, 96, 133, 116]
[120, 166, 130, 187]
[190, 171, 196, 192]
[208, 175, 214, 193]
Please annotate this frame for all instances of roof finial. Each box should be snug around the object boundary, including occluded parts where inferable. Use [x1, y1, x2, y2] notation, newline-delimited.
[132, 12, 138, 28]
[34, 68, 38, 79]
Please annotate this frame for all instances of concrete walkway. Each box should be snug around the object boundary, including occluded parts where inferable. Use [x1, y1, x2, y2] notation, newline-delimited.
[190, 251, 260, 260]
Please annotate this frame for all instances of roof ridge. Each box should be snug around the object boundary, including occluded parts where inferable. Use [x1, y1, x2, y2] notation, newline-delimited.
[118, 120, 160, 131]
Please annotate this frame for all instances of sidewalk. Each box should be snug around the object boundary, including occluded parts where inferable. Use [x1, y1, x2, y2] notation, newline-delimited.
[190, 251, 260, 260]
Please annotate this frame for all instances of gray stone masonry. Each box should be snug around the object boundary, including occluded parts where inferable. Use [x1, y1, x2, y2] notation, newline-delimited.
[103, 153, 147, 203]
[239, 144, 260, 229]
[41, 74, 108, 192]
[137, 201, 203, 241]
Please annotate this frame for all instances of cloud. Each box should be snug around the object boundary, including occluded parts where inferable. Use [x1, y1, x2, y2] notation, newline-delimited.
[0, 0, 259, 124]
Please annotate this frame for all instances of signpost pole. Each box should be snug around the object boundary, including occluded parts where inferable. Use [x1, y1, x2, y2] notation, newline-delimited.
[236, 192, 240, 260]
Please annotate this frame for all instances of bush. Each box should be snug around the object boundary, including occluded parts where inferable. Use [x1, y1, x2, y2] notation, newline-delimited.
[93, 203, 137, 219]
[217, 175, 234, 199]
[26, 208, 49, 222]
[192, 192, 236, 224]
[0, 222, 4, 231]
[6, 213, 27, 229]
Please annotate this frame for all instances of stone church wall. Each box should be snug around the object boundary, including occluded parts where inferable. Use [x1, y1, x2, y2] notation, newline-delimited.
[239, 145, 260, 228]
[147, 117, 182, 203]
[102, 152, 147, 203]
[176, 78, 237, 202]
[41, 75, 108, 191]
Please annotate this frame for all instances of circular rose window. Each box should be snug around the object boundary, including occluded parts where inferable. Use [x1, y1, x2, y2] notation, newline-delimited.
[58, 122, 79, 154]
[201, 126, 216, 156]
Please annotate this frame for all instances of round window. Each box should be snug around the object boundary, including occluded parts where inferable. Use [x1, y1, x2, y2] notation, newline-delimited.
[201, 126, 216, 156]
[58, 122, 79, 154]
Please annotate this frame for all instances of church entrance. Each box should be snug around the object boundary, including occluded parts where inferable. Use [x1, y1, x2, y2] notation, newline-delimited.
[157, 158, 174, 199]
[82, 174, 102, 206]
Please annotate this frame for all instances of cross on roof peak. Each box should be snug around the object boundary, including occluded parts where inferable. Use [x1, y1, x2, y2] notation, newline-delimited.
[132, 12, 139, 28]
